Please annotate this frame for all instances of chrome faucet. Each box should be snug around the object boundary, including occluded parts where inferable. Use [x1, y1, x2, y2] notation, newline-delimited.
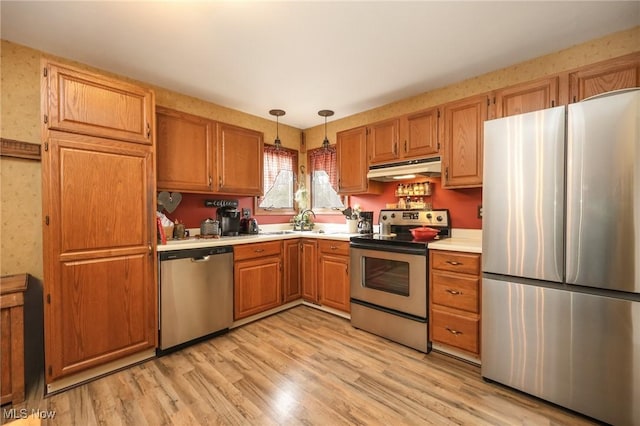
[299, 209, 316, 231]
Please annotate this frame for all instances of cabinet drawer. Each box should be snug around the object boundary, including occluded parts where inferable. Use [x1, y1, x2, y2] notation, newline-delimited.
[431, 251, 480, 275]
[431, 309, 479, 354]
[318, 240, 350, 257]
[431, 271, 479, 313]
[234, 241, 282, 261]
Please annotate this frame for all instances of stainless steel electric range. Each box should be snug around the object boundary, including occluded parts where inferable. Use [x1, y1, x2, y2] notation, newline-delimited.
[349, 209, 450, 352]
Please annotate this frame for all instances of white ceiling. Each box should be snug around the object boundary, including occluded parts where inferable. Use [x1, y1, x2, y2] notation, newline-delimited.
[1, 1, 638, 129]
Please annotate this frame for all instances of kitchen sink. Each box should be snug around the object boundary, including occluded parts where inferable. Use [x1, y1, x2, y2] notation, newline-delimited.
[259, 230, 297, 235]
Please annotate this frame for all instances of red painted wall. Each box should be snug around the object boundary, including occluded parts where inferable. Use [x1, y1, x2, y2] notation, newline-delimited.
[163, 177, 482, 230]
[350, 177, 482, 229]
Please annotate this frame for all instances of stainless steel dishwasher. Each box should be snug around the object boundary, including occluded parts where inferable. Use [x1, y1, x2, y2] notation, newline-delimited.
[158, 246, 233, 354]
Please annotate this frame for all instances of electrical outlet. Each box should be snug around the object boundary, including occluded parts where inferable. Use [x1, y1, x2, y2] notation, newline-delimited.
[242, 208, 251, 217]
[477, 205, 483, 219]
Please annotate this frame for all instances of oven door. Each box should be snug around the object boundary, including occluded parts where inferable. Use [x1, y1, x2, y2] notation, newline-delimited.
[350, 245, 427, 318]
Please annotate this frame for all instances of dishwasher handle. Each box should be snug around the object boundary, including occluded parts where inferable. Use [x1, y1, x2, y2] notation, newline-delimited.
[191, 255, 211, 263]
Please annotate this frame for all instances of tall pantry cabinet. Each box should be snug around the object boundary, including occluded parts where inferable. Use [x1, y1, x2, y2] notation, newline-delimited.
[41, 61, 157, 391]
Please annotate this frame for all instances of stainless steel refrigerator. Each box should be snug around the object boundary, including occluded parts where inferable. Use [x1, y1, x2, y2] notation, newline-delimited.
[481, 89, 639, 426]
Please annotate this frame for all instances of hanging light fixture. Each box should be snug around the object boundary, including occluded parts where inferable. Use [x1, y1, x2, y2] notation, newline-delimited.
[318, 109, 334, 151]
[269, 109, 285, 150]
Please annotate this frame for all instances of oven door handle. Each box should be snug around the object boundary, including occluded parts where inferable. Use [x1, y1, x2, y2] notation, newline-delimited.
[349, 241, 427, 256]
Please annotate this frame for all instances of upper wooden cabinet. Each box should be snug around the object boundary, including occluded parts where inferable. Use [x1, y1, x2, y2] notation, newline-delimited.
[368, 108, 439, 165]
[337, 126, 370, 194]
[441, 94, 489, 189]
[43, 62, 154, 145]
[369, 118, 400, 164]
[491, 76, 559, 119]
[155, 107, 264, 195]
[156, 107, 215, 192]
[217, 123, 264, 196]
[404, 108, 439, 159]
[569, 53, 640, 103]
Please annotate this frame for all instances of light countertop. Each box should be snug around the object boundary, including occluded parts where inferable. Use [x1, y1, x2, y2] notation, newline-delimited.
[428, 229, 482, 254]
[157, 229, 356, 252]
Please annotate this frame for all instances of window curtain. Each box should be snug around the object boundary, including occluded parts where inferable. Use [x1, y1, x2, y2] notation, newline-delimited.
[308, 146, 338, 190]
[264, 145, 295, 184]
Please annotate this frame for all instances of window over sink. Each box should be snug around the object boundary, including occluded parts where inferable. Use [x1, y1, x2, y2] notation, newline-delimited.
[308, 146, 346, 214]
[255, 144, 298, 215]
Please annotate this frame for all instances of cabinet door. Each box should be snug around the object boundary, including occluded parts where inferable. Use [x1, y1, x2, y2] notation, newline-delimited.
[441, 94, 489, 188]
[337, 126, 369, 194]
[217, 123, 263, 195]
[44, 62, 154, 145]
[301, 239, 318, 303]
[156, 107, 215, 192]
[369, 118, 400, 164]
[283, 239, 301, 303]
[318, 254, 350, 313]
[569, 53, 640, 102]
[493, 77, 559, 119]
[234, 256, 282, 320]
[42, 133, 156, 381]
[404, 108, 439, 158]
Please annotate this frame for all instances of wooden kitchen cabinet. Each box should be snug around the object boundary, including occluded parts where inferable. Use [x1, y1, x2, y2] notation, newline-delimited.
[42, 133, 157, 381]
[369, 108, 439, 165]
[217, 123, 263, 196]
[300, 239, 318, 304]
[283, 239, 302, 303]
[429, 250, 481, 357]
[336, 126, 382, 195]
[491, 76, 559, 119]
[440, 93, 489, 188]
[1, 274, 28, 405]
[317, 240, 350, 313]
[569, 53, 640, 103]
[42, 60, 157, 385]
[234, 241, 282, 320]
[156, 107, 215, 192]
[43, 62, 154, 145]
[368, 118, 401, 164]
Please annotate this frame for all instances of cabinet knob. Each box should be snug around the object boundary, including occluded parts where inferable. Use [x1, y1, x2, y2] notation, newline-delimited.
[446, 327, 462, 336]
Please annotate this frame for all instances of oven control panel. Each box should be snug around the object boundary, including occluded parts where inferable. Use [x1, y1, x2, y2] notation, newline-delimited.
[379, 209, 450, 227]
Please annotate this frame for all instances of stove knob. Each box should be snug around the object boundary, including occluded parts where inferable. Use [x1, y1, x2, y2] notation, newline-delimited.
[437, 215, 443, 221]
[390, 213, 396, 219]
[381, 215, 387, 221]
[426, 213, 432, 219]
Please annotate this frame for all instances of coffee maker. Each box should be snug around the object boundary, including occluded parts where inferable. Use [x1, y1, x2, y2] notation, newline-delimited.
[217, 206, 241, 236]
[358, 211, 374, 234]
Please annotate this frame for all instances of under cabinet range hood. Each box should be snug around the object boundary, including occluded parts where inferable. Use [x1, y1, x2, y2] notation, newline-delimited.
[367, 157, 442, 181]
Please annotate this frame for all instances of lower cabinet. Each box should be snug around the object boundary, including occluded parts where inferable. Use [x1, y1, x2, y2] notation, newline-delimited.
[300, 239, 318, 303]
[429, 250, 481, 357]
[234, 241, 282, 320]
[283, 239, 303, 303]
[317, 240, 350, 313]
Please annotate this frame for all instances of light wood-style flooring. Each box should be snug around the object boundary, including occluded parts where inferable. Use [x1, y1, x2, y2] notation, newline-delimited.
[5, 306, 595, 425]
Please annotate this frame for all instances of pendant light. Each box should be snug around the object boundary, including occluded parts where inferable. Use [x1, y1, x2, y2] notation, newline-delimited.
[269, 109, 285, 150]
[318, 109, 334, 151]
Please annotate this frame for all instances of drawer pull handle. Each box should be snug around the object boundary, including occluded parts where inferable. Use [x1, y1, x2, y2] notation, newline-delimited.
[254, 248, 265, 253]
[446, 260, 462, 266]
[445, 289, 461, 295]
[330, 245, 338, 250]
[446, 327, 462, 336]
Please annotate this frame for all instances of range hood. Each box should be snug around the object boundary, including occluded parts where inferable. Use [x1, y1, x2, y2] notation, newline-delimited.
[367, 157, 441, 182]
